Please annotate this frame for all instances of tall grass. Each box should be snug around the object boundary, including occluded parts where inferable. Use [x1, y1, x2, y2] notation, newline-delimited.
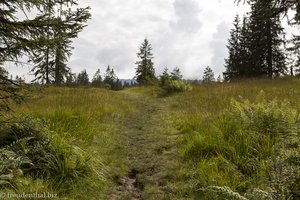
[2, 78, 299, 199]
[4, 87, 135, 199]
[169, 78, 300, 199]
[19, 87, 133, 143]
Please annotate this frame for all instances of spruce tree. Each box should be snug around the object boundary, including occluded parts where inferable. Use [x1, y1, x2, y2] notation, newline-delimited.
[289, 36, 300, 75]
[30, 0, 55, 84]
[103, 65, 122, 90]
[236, 0, 300, 23]
[0, 1, 50, 64]
[77, 70, 89, 86]
[284, 24, 300, 76]
[170, 67, 183, 80]
[0, 67, 9, 84]
[217, 75, 222, 82]
[227, 1, 286, 79]
[159, 67, 170, 86]
[103, 66, 116, 86]
[65, 71, 77, 86]
[0, 0, 55, 112]
[202, 66, 215, 83]
[135, 38, 156, 85]
[224, 15, 255, 81]
[112, 79, 123, 91]
[248, 0, 286, 77]
[295, 53, 300, 75]
[224, 15, 242, 80]
[91, 69, 103, 87]
[31, 1, 91, 84]
[239, 16, 252, 77]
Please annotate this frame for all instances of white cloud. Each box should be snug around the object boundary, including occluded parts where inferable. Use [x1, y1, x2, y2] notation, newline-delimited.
[170, 0, 203, 33]
[7, 0, 253, 80]
[210, 21, 231, 77]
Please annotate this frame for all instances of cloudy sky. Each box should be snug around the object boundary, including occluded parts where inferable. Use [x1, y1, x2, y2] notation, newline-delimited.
[8, 0, 251, 80]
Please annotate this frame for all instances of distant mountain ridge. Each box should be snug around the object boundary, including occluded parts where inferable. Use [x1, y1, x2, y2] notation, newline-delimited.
[119, 79, 137, 86]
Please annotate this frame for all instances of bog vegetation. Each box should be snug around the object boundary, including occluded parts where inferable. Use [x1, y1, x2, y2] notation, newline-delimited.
[0, 0, 300, 199]
[0, 79, 299, 199]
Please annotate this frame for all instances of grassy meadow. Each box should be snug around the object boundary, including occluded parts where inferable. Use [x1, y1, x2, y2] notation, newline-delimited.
[1, 78, 299, 199]
[167, 78, 300, 199]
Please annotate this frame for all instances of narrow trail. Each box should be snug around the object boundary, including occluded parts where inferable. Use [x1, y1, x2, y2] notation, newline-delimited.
[108, 90, 183, 200]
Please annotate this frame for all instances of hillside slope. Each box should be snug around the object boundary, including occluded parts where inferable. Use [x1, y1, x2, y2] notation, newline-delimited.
[5, 78, 300, 199]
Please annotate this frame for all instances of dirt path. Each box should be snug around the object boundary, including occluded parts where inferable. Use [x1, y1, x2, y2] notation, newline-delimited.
[108, 90, 183, 200]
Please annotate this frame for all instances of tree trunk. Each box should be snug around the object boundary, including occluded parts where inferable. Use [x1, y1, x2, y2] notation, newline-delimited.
[266, 18, 273, 78]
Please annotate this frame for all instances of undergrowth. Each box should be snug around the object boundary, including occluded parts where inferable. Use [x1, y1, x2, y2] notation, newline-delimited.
[181, 89, 300, 199]
[0, 117, 92, 193]
[1, 79, 299, 199]
[0, 87, 134, 199]
[161, 80, 192, 94]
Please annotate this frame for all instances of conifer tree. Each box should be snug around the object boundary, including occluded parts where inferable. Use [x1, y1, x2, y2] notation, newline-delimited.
[239, 16, 252, 76]
[226, 1, 286, 79]
[65, 71, 77, 86]
[224, 15, 253, 81]
[0, 67, 9, 84]
[102, 65, 123, 90]
[202, 66, 215, 83]
[295, 53, 300, 75]
[0, 1, 50, 64]
[292, 43, 300, 75]
[112, 79, 123, 91]
[91, 69, 103, 87]
[159, 67, 170, 86]
[170, 67, 183, 80]
[135, 38, 156, 85]
[31, 1, 91, 84]
[77, 70, 89, 86]
[236, 0, 300, 23]
[0, 0, 58, 112]
[287, 34, 300, 75]
[15, 76, 25, 85]
[103, 66, 116, 86]
[248, 0, 286, 77]
[224, 15, 242, 80]
[217, 75, 222, 82]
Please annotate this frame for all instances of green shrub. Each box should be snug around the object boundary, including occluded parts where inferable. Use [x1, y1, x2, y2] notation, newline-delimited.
[161, 80, 192, 93]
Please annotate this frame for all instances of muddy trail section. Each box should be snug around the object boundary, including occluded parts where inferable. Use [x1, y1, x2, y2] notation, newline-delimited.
[108, 91, 186, 200]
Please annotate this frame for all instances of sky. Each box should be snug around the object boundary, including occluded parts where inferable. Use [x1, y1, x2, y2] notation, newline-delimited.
[7, 0, 252, 80]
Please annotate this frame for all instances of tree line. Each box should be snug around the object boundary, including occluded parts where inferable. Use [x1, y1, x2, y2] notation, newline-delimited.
[224, 0, 300, 81]
[134, 0, 300, 85]
[1, 0, 300, 89]
[65, 66, 136, 90]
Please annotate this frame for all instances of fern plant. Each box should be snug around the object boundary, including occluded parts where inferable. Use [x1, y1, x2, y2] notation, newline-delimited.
[201, 186, 248, 200]
[202, 186, 275, 200]
[0, 149, 31, 186]
[229, 90, 298, 136]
